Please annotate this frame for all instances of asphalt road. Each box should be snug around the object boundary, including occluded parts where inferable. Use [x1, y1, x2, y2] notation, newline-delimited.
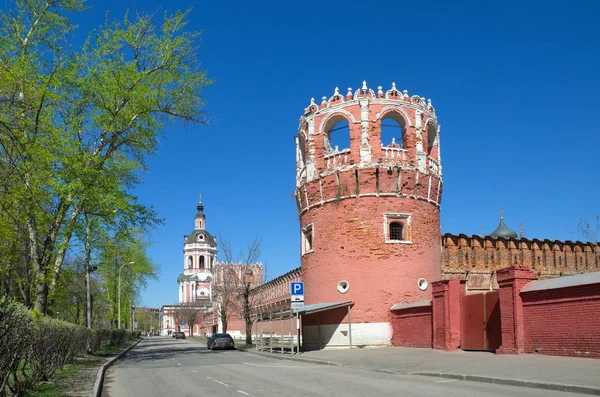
[101, 337, 580, 397]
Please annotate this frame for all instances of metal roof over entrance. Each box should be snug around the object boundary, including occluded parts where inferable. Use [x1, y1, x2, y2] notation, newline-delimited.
[254, 300, 356, 351]
[255, 301, 354, 321]
[294, 300, 354, 316]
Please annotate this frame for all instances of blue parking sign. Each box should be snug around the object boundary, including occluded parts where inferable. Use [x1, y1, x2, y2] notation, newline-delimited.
[290, 282, 304, 296]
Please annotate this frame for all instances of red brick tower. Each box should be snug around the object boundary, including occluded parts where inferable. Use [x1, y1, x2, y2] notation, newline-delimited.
[295, 81, 442, 346]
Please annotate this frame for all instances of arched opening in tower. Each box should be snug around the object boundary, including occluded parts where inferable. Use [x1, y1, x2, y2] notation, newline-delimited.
[427, 122, 439, 160]
[380, 113, 406, 148]
[298, 133, 307, 165]
[324, 116, 350, 154]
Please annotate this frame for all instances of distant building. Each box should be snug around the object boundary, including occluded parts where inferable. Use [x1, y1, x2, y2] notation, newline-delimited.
[160, 202, 262, 336]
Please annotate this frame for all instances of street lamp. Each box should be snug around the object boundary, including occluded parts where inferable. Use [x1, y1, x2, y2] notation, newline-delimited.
[85, 209, 117, 329]
[118, 261, 135, 329]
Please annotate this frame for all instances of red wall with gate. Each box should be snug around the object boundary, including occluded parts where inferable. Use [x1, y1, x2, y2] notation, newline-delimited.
[391, 267, 600, 359]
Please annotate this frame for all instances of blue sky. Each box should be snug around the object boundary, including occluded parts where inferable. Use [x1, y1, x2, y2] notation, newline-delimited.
[63, 0, 600, 307]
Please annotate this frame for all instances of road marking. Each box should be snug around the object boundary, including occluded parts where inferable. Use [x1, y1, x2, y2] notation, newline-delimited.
[206, 376, 229, 387]
[436, 379, 459, 383]
[243, 361, 326, 369]
[177, 363, 182, 366]
[237, 391, 253, 396]
[190, 369, 197, 373]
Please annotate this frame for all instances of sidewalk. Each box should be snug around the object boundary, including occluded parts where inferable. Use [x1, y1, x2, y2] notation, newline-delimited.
[239, 346, 600, 395]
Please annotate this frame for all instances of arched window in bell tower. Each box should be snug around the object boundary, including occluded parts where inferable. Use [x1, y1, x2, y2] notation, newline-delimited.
[200, 256, 205, 269]
[188, 255, 193, 269]
[380, 113, 406, 148]
[427, 122, 439, 160]
[324, 116, 350, 155]
[298, 133, 307, 166]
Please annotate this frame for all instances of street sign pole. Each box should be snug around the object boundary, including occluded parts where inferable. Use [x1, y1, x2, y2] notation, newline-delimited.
[290, 282, 304, 355]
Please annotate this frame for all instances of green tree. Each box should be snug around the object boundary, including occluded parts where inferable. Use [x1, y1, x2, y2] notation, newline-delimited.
[136, 310, 159, 334]
[95, 229, 159, 328]
[0, 1, 212, 313]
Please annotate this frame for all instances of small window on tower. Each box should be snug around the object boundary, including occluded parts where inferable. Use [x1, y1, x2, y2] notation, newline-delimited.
[389, 222, 404, 241]
[302, 224, 314, 255]
[384, 213, 412, 244]
[188, 256, 193, 268]
[199, 256, 205, 269]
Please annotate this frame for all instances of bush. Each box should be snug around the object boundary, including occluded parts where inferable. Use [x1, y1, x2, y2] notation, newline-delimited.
[28, 317, 91, 381]
[0, 299, 140, 397]
[0, 298, 34, 397]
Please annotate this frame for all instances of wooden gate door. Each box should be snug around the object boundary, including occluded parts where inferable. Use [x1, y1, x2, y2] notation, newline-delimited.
[460, 291, 501, 351]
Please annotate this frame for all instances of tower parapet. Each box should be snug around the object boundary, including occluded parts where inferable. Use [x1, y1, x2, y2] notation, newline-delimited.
[295, 81, 443, 348]
[296, 81, 441, 198]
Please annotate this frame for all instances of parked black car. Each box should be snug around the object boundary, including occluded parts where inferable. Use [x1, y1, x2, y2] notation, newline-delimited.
[207, 333, 235, 350]
[172, 331, 186, 339]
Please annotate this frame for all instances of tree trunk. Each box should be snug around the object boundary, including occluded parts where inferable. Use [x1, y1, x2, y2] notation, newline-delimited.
[34, 269, 48, 314]
[221, 313, 227, 333]
[245, 320, 252, 345]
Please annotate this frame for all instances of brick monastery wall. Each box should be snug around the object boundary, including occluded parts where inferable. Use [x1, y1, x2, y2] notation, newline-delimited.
[390, 305, 432, 348]
[522, 282, 600, 357]
[442, 233, 600, 288]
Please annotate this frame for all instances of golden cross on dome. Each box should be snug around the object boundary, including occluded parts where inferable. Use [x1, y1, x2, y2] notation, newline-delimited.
[500, 206, 504, 220]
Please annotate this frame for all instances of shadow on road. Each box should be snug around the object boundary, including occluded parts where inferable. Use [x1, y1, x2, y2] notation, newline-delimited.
[118, 338, 239, 364]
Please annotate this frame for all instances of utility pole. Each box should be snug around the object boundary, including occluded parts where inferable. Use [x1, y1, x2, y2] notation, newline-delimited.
[118, 262, 135, 329]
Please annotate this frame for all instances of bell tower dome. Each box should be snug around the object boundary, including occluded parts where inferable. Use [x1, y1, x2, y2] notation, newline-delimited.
[295, 81, 443, 347]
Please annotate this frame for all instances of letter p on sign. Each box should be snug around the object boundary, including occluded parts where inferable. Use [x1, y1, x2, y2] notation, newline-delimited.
[290, 282, 304, 296]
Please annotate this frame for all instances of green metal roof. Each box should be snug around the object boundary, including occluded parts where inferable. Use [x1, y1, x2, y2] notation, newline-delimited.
[184, 229, 216, 246]
[489, 218, 518, 239]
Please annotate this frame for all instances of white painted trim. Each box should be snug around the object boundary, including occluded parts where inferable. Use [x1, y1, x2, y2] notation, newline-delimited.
[301, 223, 314, 256]
[317, 109, 358, 135]
[522, 271, 600, 292]
[303, 322, 392, 348]
[390, 300, 431, 310]
[383, 213, 412, 243]
[297, 192, 441, 215]
[373, 105, 413, 127]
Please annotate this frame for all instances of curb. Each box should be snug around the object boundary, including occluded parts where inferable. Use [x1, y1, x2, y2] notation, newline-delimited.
[415, 373, 600, 396]
[92, 339, 142, 397]
[238, 348, 600, 396]
[237, 347, 342, 367]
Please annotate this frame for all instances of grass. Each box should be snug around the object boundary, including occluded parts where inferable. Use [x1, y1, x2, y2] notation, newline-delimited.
[23, 339, 138, 397]
[26, 382, 62, 397]
[94, 341, 133, 356]
[25, 363, 80, 397]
